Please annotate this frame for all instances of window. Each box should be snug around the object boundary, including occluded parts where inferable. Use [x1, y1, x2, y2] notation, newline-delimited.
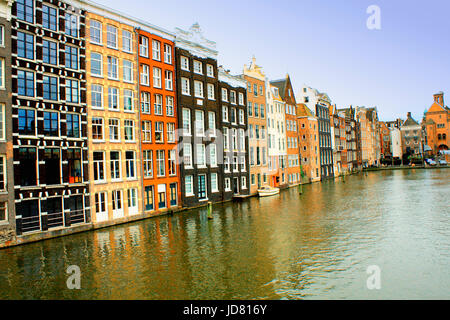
[144, 186, 155, 211]
[207, 83, 215, 100]
[125, 151, 136, 179]
[231, 108, 236, 124]
[195, 110, 204, 136]
[168, 150, 176, 176]
[124, 120, 135, 141]
[17, 32, 34, 60]
[42, 5, 57, 31]
[110, 151, 121, 180]
[254, 103, 259, 117]
[42, 40, 57, 65]
[248, 102, 253, 117]
[209, 144, 217, 167]
[240, 156, 246, 172]
[142, 121, 152, 142]
[123, 89, 134, 111]
[230, 91, 236, 104]
[193, 60, 202, 74]
[152, 40, 161, 60]
[67, 114, 80, 138]
[239, 93, 244, 105]
[153, 67, 161, 88]
[206, 64, 214, 77]
[95, 192, 107, 216]
[194, 81, 203, 98]
[90, 20, 102, 44]
[241, 176, 247, 189]
[155, 121, 164, 142]
[233, 156, 238, 172]
[16, 0, 34, 23]
[225, 178, 231, 191]
[167, 123, 175, 143]
[65, 13, 78, 37]
[43, 111, 58, 136]
[239, 129, 245, 151]
[141, 92, 150, 113]
[197, 144, 206, 167]
[122, 30, 133, 52]
[91, 84, 103, 108]
[143, 150, 153, 178]
[16, 147, 36, 186]
[184, 143, 192, 167]
[42, 148, 60, 185]
[18, 108, 35, 135]
[66, 148, 82, 184]
[165, 70, 173, 90]
[232, 129, 237, 150]
[180, 56, 189, 71]
[123, 60, 133, 82]
[222, 106, 228, 122]
[208, 112, 216, 136]
[108, 87, 119, 110]
[92, 117, 104, 140]
[253, 84, 258, 96]
[65, 46, 78, 70]
[140, 65, 150, 86]
[107, 56, 119, 80]
[164, 44, 172, 64]
[90, 52, 103, 76]
[109, 118, 120, 142]
[127, 189, 138, 213]
[182, 108, 191, 135]
[156, 150, 165, 177]
[221, 88, 228, 101]
[111, 190, 123, 217]
[181, 77, 190, 95]
[223, 127, 229, 150]
[0, 156, 5, 191]
[166, 96, 174, 116]
[154, 94, 163, 115]
[107, 25, 118, 48]
[43, 76, 58, 101]
[185, 175, 194, 196]
[65, 79, 79, 103]
[139, 36, 148, 57]
[239, 109, 245, 124]
[211, 173, 218, 192]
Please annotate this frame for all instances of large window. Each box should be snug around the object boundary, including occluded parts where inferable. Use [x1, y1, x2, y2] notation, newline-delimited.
[125, 151, 136, 179]
[182, 108, 191, 135]
[43, 40, 57, 65]
[167, 123, 175, 143]
[91, 52, 103, 76]
[65, 46, 78, 70]
[17, 32, 34, 60]
[165, 70, 173, 90]
[195, 110, 204, 136]
[168, 150, 176, 176]
[122, 30, 133, 52]
[16, 0, 34, 23]
[142, 121, 152, 142]
[107, 56, 118, 80]
[67, 148, 82, 183]
[183, 144, 192, 167]
[16, 147, 36, 186]
[124, 120, 134, 141]
[65, 13, 78, 37]
[108, 87, 119, 110]
[197, 144, 206, 167]
[155, 121, 164, 143]
[166, 96, 174, 116]
[109, 118, 120, 142]
[92, 117, 104, 140]
[0, 105, 4, 140]
[0, 155, 6, 191]
[141, 92, 150, 113]
[18, 108, 35, 135]
[152, 40, 160, 60]
[154, 94, 163, 115]
[43, 76, 58, 101]
[164, 44, 172, 64]
[93, 152, 105, 182]
[153, 67, 161, 88]
[42, 148, 60, 185]
[123, 60, 133, 82]
[0, 202, 6, 222]
[106, 25, 118, 49]
[140, 64, 149, 86]
[42, 5, 57, 31]
[123, 89, 134, 112]
[156, 150, 165, 177]
[91, 84, 103, 108]
[90, 20, 102, 44]
[0, 59, 3, 89]
[110, 151, 121, 180]
[143, 150, 153, 178]
[65, 79, 79, 103]
[43, 111, 59, 136]
[185, 176, 193, 196]
[139, 36, 148, 57]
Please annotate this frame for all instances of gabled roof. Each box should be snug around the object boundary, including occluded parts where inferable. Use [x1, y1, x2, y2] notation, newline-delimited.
[270, 79, 287, 100]
[297, 103, 314, 117]
[402, 114, 420, 127]
[427, 102, 447, 113]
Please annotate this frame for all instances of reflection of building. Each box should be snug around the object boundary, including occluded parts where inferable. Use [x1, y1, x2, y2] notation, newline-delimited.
[13, 0, 90, 235]
[271, 75, 301, 186]
[423, 92, 449, 155]
[175, 23, 221, 208]
[266, 83, 287, 188]
[218, 67, 250, 200]
[85, 6, 142, 223]
[297, 104, 320, 182]
[400, 112, 423, 157]
[0, 0, 15, 245]
[243, 57, 269, 193]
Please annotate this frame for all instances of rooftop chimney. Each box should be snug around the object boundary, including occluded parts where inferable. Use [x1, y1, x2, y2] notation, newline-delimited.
[407, 112, 412, 118]
[433, 92, 444, 106]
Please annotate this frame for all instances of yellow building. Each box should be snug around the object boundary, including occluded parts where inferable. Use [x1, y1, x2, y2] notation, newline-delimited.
[85, 9, 142, 224]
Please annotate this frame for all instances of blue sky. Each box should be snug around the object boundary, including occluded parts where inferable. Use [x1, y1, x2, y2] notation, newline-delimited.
[94, 0, 450, 121]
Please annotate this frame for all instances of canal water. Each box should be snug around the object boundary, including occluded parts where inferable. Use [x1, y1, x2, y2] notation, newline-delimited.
[0, 169, 449, 299]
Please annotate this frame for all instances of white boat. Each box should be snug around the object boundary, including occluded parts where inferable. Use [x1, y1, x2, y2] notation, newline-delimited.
[258, 186, 280, 197]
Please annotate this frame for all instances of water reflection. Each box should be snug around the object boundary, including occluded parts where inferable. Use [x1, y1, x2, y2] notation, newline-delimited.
[0, 170, 449, 299]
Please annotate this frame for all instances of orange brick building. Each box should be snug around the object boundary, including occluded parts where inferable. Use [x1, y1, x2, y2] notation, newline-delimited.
[423, 92, 449, 155]
[297, 104, 320, 182]
[137, 29, 180, 213]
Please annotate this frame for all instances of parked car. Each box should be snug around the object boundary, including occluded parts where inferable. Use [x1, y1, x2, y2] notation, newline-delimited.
[439, 160, 447, 166]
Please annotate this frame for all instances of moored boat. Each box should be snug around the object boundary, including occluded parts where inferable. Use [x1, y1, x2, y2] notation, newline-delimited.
[258, 186, 280, 197]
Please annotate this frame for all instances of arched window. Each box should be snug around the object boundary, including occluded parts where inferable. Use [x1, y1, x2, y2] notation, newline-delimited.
[438, 134, 442, 140]
[443, 134, 447, 140]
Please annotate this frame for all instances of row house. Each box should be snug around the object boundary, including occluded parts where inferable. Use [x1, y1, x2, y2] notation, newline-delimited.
[400, 112, 423, 158]
[84, 4, 142, 223]
[297, 103, 320, 183]
[356, 107, 380, 167]
[137, 26, 180, 214]
[379, 121, 391, 161]
[330, 105, 347, 176]
[271, 74, 301, 186]
[218, 67, 249, 200]
[266, 82, 287, 188]
[423, 92, 449, 155]
[338, 107, 359, 172]
[0, 0, 15, 243]
[12, 0, 90, 235]
[175, 23, 221, 208]
[243, 57, 269, 194]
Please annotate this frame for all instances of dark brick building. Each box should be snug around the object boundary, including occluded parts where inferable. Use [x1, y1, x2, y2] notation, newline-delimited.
[12, 0, 89, 235]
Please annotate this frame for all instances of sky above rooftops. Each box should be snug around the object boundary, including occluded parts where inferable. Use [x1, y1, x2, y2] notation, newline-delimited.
[96, 0, 450, 121]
